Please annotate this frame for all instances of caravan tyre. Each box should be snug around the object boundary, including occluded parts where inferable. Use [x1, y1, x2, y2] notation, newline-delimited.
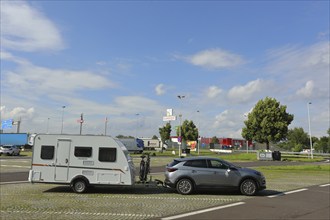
[72, 179, 87, 193]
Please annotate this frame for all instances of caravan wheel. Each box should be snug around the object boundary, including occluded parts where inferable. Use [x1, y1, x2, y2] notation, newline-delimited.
[72, 179, 88, 193]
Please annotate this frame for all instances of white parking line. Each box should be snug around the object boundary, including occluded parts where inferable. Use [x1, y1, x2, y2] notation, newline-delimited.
[161, 202, 245, 220]
[268, 188, 308, 198]
[319, 183, 330, 187]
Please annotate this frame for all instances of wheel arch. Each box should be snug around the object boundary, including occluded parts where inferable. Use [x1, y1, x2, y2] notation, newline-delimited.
[70, 175, 90, 187]
[239, 176, 259, 188]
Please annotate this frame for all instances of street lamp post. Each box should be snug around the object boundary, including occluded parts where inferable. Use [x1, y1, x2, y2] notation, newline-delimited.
[177, 95, 185, 157]
[61, 106, 66, 134]
[307, 102, 313, 159]
[47, 118, 50, 134]
[135, 113, 140, 139]
[105, 117, 108, 136]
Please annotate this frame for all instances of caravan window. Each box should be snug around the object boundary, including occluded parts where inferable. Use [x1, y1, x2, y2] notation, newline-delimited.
[74, 147, 92, 157]
[99, 147, 116, 162]
[40, 145, 55, 160]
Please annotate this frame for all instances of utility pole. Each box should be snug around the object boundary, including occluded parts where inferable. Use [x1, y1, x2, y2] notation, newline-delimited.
[16, 117, 21, 133]
[79, 113, 84, 135]
[61, 106, 66, 134]
[105, 117, 108, 135]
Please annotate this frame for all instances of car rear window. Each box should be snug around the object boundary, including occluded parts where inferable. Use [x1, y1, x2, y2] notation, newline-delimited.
[184, 159, 207, 168]
[168, 160, 181, 167]
[3, 146, 12, 149]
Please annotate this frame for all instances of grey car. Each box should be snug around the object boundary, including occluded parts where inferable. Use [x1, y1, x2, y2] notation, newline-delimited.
[0, 145, 21, 156]
[164, 156, 266, 196]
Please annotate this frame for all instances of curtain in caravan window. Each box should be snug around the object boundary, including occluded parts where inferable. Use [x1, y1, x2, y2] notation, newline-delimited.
[41, 145, 55, 159]
[99, 147, 116, 162]
[74, 146, 92, 157]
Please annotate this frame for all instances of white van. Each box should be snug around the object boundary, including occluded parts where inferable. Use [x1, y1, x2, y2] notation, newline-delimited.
[28, 134, 135, 193]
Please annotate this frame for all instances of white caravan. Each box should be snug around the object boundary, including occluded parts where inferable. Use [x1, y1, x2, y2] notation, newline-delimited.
[29, 134, 135, 193]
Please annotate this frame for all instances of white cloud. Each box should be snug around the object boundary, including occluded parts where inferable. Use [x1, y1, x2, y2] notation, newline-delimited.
[212, 109, 245, 138]
[206, 86, 222, 98]
[228, 79, 273, 104]
[155, 84, 166, 95]
[0, 106, 35, 120]
[0, 51, 29, 65]
[2, 63, 116, 96]
[179, 48, 245, 69]
[266, 41, 329, 98]
[0, 1, 64, 52]
[296, 80, 314, 98]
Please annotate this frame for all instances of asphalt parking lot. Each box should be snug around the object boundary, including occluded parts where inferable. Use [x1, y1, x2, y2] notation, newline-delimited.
[161, 184, 330, 220]
[0, 157, 329, 219]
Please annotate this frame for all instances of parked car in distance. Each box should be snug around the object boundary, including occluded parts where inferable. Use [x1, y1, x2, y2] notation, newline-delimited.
[0, 145, 21, 156]
[165, 156, 266, 196]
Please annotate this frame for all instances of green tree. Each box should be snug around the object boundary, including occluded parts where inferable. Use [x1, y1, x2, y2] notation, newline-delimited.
[242, 97, 294, 150]
[292, 143, 304, 152]
[313, 129, 330, 153]
[116, 134, 134, 139]
[159, 122, 172, 151]
[176, 120, 198, 142]
[211, 136, 220, 144]
[279, 127, 309, 151]
[152, 135, 158, 139]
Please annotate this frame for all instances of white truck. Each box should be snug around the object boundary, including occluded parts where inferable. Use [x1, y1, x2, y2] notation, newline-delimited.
[118, 138, 144, 154]
[28, 134, 135, 193]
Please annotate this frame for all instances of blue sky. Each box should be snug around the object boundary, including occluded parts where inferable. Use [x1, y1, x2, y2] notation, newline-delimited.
[1, 0, 329, 139]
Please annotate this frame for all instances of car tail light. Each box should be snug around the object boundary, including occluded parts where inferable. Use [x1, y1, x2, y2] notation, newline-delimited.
[166, 167, 178, 172]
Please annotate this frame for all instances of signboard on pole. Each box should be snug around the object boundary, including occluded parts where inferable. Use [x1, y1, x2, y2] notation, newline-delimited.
[167, 109, 173, 116]
[1, 119, 13, 130]
[163, 116, 176, 121]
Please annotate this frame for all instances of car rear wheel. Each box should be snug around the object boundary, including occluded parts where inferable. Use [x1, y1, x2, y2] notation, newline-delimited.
[72, 179, 88, 193]
[176, 178, 194, 195]
[240, 179, 257, 196]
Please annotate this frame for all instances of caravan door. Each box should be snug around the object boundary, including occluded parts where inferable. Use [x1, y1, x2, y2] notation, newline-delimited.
[55, 139, 71, 181]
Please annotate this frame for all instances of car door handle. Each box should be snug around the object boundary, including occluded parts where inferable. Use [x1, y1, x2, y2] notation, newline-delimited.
[65, 159, 68, 164]
[192, 170, 197, 173]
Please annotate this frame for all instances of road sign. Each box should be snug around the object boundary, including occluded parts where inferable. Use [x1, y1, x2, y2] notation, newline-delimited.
[163, 116, 176, 121]
[166, 109, 173, 116]
[1, 119, 13, 130]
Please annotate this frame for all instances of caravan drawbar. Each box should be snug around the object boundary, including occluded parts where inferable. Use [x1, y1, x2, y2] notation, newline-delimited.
[28, 134, 136, 193]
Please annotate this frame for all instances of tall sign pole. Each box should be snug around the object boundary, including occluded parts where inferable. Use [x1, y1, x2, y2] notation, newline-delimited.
[177, 95, 185, 157]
